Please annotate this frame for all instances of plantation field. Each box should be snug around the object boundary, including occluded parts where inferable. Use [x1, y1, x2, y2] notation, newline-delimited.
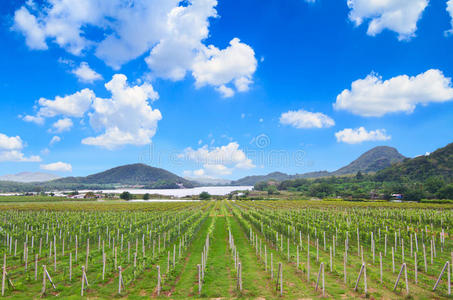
[0, 200, 452, 299]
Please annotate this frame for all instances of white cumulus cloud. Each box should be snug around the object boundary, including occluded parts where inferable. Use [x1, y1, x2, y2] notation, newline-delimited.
[24, 88, 95, 121]
[280, 109, 335, 129]
[72, 62, 103, 83]
[335, 127, 391, 144]
[446, 0, 453, 36]
[0, 133, 41, 162]
[347, 0, 428, 40]
[181, 142, 254, 177]
[82, 74, 162, 149]
[51, 118, 73, 133]
[40, 161, 72, 172]
[216, 85, 234, 98]
[0, 134, 24, 150]
[334, 69, 453, 117]
[192, 38, 257, 96]
[12, 0, 258, 96]
[23, 74, 162, 149]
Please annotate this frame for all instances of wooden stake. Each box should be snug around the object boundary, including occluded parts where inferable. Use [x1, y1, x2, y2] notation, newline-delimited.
[35, 254, 38, 281]
[344, 252, 347, 284]
[197, 264, 201, 294]
[118, 266, 123, 294]
[354, 263, 365, 292]
[393, 263, 409, 295]
[433, 261, 450, 294]
[157, 265, 161, 296]
[237, 262, 242, 291]
[423, 244, 427, 272]
[392, 247, 395, 273]
[69, 252, 72, 281]
[271, 253, 274, 279]
[277, 262, 283, 296]
[1, 264, 5, 296]
[380, 252, 383, 283]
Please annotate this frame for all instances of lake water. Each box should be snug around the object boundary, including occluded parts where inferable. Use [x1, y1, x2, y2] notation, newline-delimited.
[81, 186, 253, 197]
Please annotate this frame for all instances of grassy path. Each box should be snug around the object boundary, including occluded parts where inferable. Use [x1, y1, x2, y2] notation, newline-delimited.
[170, 215, 215, 298]
[227, 209, 277, 298]
[200, 215, 235, 297]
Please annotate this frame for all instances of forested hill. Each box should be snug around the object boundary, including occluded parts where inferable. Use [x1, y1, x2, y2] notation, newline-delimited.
[232, 146, 405, 186]
[52, 163, 195, 188]
[333, 146, 405, 175]
[375, 143, 453, 182]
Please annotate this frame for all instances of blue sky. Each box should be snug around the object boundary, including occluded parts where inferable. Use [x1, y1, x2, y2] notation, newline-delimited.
[0, 0, 453, 180]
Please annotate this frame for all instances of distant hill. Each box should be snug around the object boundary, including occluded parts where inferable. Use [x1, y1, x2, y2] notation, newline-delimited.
[375, 143, 453, 182]
[332, 146, 405, 175]
[231, 171, 330, 186]
[231, 172, 292, 186]
[53, 163, 195, 189]
[185, 177, 231, 186]
[0, 172, 61, 183]
[232, 146, 405, 186]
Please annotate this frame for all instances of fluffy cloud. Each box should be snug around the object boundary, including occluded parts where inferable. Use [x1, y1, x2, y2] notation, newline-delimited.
[446, 0, 453, 36]
[51, 118, 73, 133]
[72, 62, 103, 83]
[181, 142, 255, 177]
[347, 0, 428, 40]
[334, 69, 453, 117]
[82, 74, 162, 149]
[23, 74, 161, 149]
[0, 133, 41, 162]
[216, 85, 234, 98]
[49, 136, 61, 145]
[22, 115, 44, 125]
[12, 7, 48, 50]
[0, 134, 24, 150]
[144, 0, 217, 80]
[40, 161, 72, 172]
[280, 109, 335, 129]
[192, 38, 257, 96]
[12, 0, 257, 96]
[335, 127, 391, 144]
[24, 88, 95, 122]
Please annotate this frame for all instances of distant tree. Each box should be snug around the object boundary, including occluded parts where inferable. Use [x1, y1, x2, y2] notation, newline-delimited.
[309, 182, 334, 198]
[437, 184, 453, 199]
[120, 191, 132, 200]
[404, 188, 424, 201]
[356, 171, 364, 180]
[267, 185, 278, 195]
[143, 193, 150, 200]
[425, 176, 445, 194]
[254, 181, 269, 191]
[199, 191, 211, 200]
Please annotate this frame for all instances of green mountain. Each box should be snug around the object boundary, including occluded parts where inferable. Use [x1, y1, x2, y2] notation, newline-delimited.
[53, 163, 194, 188]
[0, 163, 196, 192]
[375, 143, 453, 182]
[231, 172, 294, 186]
[232, 146, 405, 186]
[332, 146, 406, 175]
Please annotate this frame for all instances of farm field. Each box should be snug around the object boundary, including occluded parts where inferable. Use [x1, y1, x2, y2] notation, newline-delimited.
[0, 200, 452, 299]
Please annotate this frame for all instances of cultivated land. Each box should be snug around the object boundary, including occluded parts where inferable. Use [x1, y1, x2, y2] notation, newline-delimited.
[0, 200, 452, 299]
